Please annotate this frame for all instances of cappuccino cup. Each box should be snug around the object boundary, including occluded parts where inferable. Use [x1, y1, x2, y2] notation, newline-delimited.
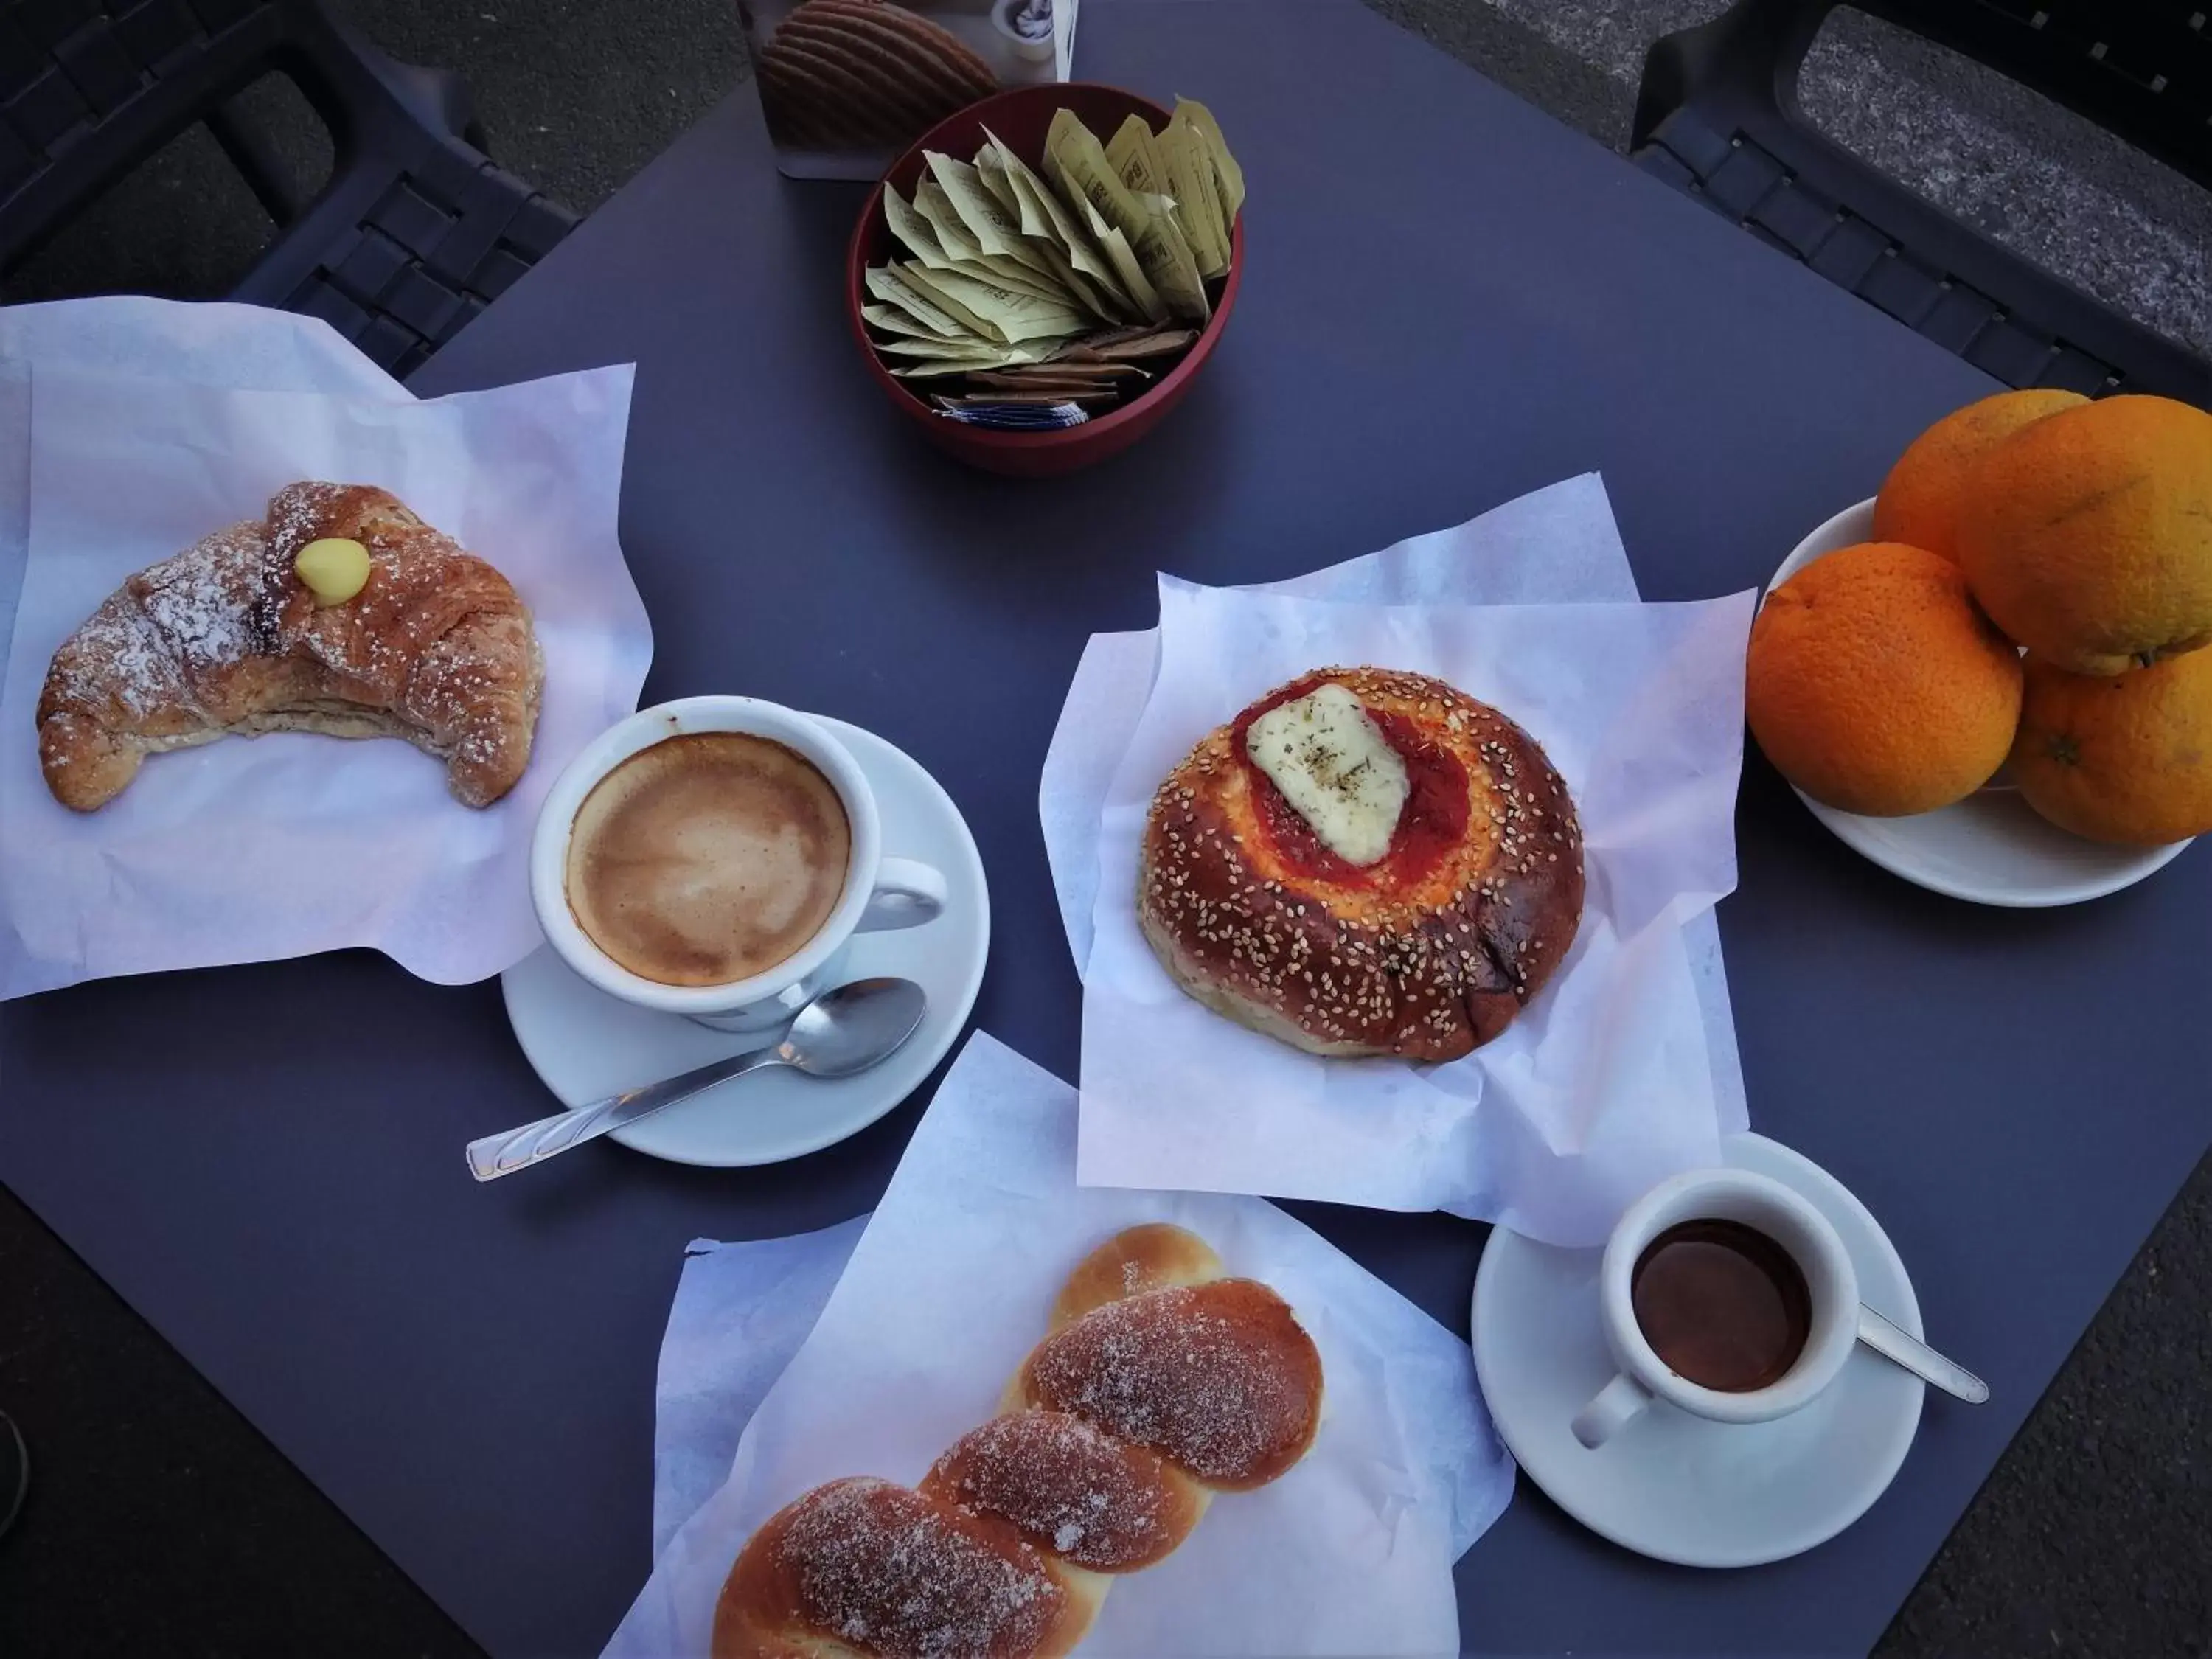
[531, 697, 945, 1033]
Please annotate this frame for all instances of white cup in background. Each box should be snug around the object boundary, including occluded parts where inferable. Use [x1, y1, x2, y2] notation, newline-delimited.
[530, 696, 945, 1034]
[1570, 1167, 1860, 1449]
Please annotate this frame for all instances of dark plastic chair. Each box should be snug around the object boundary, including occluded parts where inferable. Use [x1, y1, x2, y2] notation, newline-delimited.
[0, 0, 576, 380]
[1631, 0, 2212, 407]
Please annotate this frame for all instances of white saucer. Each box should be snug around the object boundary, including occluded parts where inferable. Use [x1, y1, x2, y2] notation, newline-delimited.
[501, 716, 990, 1167]
[1471, 1133, 1925, 1568]
[1767, 499, 2190, 907]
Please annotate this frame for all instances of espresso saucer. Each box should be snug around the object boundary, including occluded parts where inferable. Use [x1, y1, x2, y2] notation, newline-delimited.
[1471, 1133, 1924, 1568]
[500, 716, 990, 1167]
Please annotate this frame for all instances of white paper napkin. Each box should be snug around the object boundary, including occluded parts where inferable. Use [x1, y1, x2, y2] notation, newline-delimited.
[611, 1032, 1513, 1659]
[0, 366, 26, 686]
[0, 347, 651, 998]
[0, 298, 404, 703]
[1040, 477, 1756, 1245]
[652, 1217, 870, 1561]
[0, 296, 404, 397]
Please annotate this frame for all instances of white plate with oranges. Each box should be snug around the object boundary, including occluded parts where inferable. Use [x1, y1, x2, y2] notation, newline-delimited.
[1756, 392, 2208, 908]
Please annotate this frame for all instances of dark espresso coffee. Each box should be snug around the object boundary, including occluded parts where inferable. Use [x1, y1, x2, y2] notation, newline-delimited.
[565, 732, 851, 987]
[1630, 1220, 1812, 1393]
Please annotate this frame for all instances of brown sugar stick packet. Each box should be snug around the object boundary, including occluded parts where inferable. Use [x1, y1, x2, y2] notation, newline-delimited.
[961, 381, 1123, 398]
[1050, 324, 1160, 352]
[967, 374, 1126, 395]
[1051, 328, 1199, 362]
[968, 368, 1152, 412]
[975, 362, 1150, 389]
[956, 358, 1139, 387]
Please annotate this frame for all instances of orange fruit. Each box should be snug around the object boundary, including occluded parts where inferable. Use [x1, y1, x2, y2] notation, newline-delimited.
[1954, 394, 2212, 676]
[2009, 650, 2212, 844]
[1747, 541, 2023, 816]
[1874, 388, 2087, 561]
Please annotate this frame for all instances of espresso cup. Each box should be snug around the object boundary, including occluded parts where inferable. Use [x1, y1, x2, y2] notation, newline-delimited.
[1570, 1167, 1859, 1449]
[530, 696, 946, 1033]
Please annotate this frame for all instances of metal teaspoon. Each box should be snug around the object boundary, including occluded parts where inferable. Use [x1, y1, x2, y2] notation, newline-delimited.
[1857, 1302, 1989, 1403]
[464, 977, 928, 1182]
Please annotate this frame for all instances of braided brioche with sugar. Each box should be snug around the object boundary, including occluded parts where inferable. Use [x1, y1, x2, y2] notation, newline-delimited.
[38, 481, 542, 810]
[712, 1223, 1324, 1658]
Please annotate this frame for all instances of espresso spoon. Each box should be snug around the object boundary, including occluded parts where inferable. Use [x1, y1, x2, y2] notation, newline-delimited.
[465, 977, 928, 1182]
[1857, 1304, 1989, 1404]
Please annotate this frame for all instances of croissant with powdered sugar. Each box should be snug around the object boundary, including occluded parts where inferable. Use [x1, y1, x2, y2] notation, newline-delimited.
[37, 481, 542, 812]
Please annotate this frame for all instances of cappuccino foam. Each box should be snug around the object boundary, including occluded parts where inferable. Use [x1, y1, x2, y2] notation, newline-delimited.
[565, 731, 851, 987]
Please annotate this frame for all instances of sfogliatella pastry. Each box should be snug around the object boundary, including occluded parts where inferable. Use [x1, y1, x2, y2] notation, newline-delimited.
[38, 482, 542, 811]
[1139, 666, 1584, 1060]
[712, 1223, 1323, 1658]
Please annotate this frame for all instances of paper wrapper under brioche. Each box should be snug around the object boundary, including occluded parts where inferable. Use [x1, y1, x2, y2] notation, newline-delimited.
[606, 1032, 1512, 1658]
[712, 1222, 1322, 1656]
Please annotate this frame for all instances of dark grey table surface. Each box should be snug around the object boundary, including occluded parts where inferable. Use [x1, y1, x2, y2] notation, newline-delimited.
[4, 2, 2208, 1654]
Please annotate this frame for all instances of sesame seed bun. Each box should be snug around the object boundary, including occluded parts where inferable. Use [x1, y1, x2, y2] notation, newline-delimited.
[1136, 667, 1584, 1061]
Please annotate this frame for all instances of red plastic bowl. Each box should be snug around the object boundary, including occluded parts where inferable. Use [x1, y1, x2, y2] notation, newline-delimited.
[846, 82, 1244, 478]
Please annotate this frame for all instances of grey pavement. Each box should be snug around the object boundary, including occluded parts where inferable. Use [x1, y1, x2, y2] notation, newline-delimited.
[11, 0, 2212, 365]
[1, 2, 2207, 1655]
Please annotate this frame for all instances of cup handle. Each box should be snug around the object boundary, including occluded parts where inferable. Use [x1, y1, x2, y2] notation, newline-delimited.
[1571, 1373, 1652, 1449]
[856, 856, 946, 933]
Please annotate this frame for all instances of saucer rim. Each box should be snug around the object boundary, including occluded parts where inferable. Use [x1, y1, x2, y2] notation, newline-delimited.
[1770, 498, 2190, 908]
[1470, 1132, 1925, 1569]
[499, 714, 990, 1167]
